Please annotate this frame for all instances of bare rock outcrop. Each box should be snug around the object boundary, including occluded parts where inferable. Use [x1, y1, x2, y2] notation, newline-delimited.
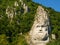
[29, 6, 51, 45]
[6, 0, 29, 22]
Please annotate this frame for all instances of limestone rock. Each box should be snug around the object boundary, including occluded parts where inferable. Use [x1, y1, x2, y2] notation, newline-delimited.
[14, 1, 19, 6]
[51, 34, 56, 39]
[29, 6, 50, 45]
[6, 6, 14, 20]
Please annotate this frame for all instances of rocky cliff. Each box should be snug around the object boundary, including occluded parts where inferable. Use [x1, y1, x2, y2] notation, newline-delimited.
[28, 6, 50, 45]
[0, 0, 60, 45]
[7, 0, 50, 45]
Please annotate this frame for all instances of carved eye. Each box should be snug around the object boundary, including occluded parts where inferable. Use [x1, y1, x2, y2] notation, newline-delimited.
[41, 25, 45, 27]
[36, 25, 40, 27]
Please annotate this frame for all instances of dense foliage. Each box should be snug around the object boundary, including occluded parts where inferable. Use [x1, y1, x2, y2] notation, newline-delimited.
[46, 8, 60, 45]
[0, 0, 60, 45]
[0, 0, 38, 45]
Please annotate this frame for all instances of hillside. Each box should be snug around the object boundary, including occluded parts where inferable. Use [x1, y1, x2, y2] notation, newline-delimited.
[0, 0, 60, 45]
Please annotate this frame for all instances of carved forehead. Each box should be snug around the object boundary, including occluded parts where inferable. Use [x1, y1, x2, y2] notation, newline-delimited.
[36, 23, 45, 27]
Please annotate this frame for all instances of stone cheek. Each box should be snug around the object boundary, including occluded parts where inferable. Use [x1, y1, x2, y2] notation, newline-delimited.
[31, 24, 48, 40]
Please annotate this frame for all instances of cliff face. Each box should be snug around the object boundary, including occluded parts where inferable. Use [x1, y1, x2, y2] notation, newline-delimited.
[1, 0, 59, 45]
[0, 0, 60, 45]
[29, 6, 50, 45]
[6, 0, 29, 22]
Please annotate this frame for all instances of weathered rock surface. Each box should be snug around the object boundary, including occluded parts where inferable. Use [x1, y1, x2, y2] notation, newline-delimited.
[6, 0, 28, 22]
[29, 6, 50, 45]
[5, 0, 51, 45]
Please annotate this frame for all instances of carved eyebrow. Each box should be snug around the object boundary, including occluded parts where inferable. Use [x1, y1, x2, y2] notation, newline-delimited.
[41, 24, 49, 27]
[36, 25, 46, 27]
[36, 24, 48, 27]
[41, 25, 47, 27]
[41, 25, 45, 27]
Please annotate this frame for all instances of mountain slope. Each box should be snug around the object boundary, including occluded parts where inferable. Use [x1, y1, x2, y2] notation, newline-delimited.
[0, 0, 60, 45]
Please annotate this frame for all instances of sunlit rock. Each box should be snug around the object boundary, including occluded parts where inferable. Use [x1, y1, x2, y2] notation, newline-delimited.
[14, 1, 19, 6]
[52, 34, 56, 39]
[6, 6, 14, 22]
[29, 6, 50, 45]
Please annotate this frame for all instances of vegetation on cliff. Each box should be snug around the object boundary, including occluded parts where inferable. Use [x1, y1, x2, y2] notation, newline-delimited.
[0, 0, 60, 45]
[0, 0, 38, 45]
[46, 8, 60, 45]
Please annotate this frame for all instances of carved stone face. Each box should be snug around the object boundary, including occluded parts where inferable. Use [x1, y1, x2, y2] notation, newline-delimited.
[29, 6, 50, 45]
[31, 23, 48, 41]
